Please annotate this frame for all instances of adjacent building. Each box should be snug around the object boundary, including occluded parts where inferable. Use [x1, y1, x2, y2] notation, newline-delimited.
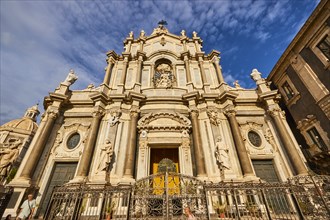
[267, 0, 330, 174]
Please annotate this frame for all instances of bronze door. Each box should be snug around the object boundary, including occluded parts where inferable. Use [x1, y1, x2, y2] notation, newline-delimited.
[38, 162, 78, 217]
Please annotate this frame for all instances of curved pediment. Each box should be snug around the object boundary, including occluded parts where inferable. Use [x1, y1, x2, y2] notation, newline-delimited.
[138, 112, 191, 131]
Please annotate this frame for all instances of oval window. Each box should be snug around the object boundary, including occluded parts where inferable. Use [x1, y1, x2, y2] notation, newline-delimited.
[67, 133, 80, 149]
[248, 131, 262, 147]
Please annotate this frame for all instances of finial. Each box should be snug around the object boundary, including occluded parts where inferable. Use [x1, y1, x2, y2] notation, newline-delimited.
[192, 31, 198, 38]
[129, 31, 133, 38]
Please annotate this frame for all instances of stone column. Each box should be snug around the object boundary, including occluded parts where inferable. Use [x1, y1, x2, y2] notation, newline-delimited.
[198, 60, 207, 84]
[136, 58, 142, 84]
[124, 110, 139, 178]
[213, 57, 225, 85]
[150, 64, 155, 87]
[190, 110, 207, 176]
[20, 109, 58, 180]
[268, 108, 308, 175]
[224, 108, 254, 177]
[75, 109, 103, 180]
[103, 60, 114, 85]
[135, 51, 145, 91]
[120, 60, 129, 85]
[182, 53, 192, 83]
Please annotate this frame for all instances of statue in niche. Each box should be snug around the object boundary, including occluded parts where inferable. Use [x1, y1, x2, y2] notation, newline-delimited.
[0, 139, 21, 181]
[214, 137, 230, 169]
[153, 63, 175, 88]
[97, 139, 114, 173]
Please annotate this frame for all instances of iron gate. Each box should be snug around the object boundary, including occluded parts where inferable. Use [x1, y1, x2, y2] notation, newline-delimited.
[129, 172, 208, 219]
[42, 174, 330, 219]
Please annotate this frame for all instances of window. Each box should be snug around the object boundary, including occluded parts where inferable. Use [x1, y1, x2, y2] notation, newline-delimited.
[282, 81, 295, 100]
[307, 127, 327, 151]
[66, 133, 80, 149]
[248, 131, 262, 147]
[252, 160, 279, 182]
[317, 35, 330, 60]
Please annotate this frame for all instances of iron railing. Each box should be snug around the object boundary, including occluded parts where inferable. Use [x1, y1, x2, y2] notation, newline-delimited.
[0, 186, 13, 218]
[43, 174, 330, 219]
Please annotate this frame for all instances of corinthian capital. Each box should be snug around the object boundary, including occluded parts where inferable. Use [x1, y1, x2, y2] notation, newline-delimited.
[267, 105, 283, 118]
[224, 106, 236, 117]
[130, 109, 140, 118]
[92, 109, 104, 118]
[47, 109, 59, 119]
[190, 109, 199, 117]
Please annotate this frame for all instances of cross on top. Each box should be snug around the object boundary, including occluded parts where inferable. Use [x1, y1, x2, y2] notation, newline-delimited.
[158, 20, 168, 27]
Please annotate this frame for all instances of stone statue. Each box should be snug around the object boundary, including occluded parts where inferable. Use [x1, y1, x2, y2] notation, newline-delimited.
[215, 138, 230, 169]
[140, 30, 145, 37]
[0, 139, 21, 181]
[154, 63, 174, 88]
[233, 80, 242, 88]
[129, 31, 134, 38]
[250, 69, 262, 81]
[97, 139, 114, 172]
[63, 69, 78, 86]
[192, 31, 198, 38]
[181, 30, 186, 37]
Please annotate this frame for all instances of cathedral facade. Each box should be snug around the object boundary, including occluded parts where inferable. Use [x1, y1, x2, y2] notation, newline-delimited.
[5, 24, 309, 218]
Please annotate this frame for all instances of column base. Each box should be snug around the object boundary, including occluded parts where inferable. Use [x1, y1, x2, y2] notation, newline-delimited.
[8, 177, 31, 188]
[69, 176, 88, 184]
[203, 83, 211, 93]
[186, 82, 194, 92]
[243, 173, 259, 182]
[120, 175, 136, 184]
[133, 83, 141, 93]
[196, 174, 208, 182]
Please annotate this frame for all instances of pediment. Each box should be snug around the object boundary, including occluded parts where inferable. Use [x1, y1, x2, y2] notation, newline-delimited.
[138, 112, 191, 131]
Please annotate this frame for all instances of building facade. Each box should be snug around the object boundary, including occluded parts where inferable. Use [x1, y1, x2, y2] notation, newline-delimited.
[267, 0, 330, 174]
[5, 23, 309, 218]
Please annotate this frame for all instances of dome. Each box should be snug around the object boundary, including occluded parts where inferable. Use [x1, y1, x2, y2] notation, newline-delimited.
[1, 117, 38, 133]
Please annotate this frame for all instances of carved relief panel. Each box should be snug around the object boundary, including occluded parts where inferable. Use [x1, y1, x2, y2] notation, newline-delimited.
[153, 63, 176, 88]
[51, 122, 91, 158]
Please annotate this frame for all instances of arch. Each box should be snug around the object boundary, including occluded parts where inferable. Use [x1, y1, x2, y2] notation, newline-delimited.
[137, 112, 191, 130]
[148, 50, 180, 63]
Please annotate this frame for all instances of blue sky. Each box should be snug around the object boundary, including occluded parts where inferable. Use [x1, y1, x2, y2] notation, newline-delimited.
[0, 0, 319, 125]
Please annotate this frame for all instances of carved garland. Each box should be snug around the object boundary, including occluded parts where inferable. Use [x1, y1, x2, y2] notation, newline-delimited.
[138, 112, 191, 131]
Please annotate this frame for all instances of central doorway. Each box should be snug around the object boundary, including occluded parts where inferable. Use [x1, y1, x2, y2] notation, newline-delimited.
[150, 148, 179, 175]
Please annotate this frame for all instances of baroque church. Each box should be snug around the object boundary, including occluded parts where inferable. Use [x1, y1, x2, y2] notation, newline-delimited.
[2, 22, 311, 218]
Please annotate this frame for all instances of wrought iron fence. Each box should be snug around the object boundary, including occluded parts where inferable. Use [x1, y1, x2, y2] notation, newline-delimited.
[44, 184, 131, 220]
[0, 186, 13, 218]
[43, 174, 330, 220]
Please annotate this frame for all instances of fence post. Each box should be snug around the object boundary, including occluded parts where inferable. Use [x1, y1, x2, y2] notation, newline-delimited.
[259, 184, 272, 220]
[231, 181, 241, 220]
[203, 183, 211, 220]
[310, 175, 330, 216]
